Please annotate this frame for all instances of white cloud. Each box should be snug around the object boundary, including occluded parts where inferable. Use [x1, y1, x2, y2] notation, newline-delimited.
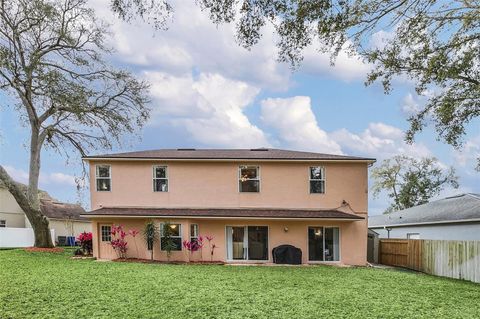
[3, 166, 29, 184]
[260, 96, 343, 154]
[147, 72, 270, 148]
[92, 0, 291, 90]
[331, 122, 431, 160]
[301, 41, 371, 81]
[3, 166, 77, 187]
[401, 93, 423, 116]
[454, 135, 480, 169]
[370, 29, 395, 50]
[48, 173, 77, 186]
[92, 0, 372, 89]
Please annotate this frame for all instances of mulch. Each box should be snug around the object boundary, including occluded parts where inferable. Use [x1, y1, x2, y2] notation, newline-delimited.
[112, 258, 225, 265]
[24, 247, 64, 253]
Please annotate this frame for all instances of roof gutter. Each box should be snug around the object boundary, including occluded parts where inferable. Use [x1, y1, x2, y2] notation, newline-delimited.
[82, 157, 376, 164]
[369, 218, 480, 228]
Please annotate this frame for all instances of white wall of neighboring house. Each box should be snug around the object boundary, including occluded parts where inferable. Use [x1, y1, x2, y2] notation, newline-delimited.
[370, 223, 480, 240]
[0, 188, 27, 228]
[0, 227, 55, 248]
[0, 187, 91, 246]
[25, 217, 92, 238]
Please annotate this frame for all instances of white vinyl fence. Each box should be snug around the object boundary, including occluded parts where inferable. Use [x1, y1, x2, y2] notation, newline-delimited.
[0, 227, 55, 248]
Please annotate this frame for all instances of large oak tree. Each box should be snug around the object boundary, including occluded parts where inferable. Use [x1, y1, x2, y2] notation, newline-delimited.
[371, 156, 459, 213]
[0, 0, 150, 247]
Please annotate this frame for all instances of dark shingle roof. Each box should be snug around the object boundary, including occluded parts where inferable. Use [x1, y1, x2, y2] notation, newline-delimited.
[83, 148, 375, 162]
[82, 207, 364, 220]
[40, 199, 88, 221]
[369, 193, 480, 227]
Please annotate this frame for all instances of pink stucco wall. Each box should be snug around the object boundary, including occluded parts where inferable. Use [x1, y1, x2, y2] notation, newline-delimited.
[91, 216, 367, 265]
[88, 161, 368, 213]
[88, 159, 369, 265]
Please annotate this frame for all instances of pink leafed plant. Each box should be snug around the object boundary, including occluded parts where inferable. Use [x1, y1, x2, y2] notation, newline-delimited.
[205, 235, 217, 262]
[76, 232, 93, 255]
[129, 229, 139, 237]
[110, 225, 129, 259]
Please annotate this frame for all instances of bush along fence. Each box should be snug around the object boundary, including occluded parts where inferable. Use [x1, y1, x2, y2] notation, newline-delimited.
[379, 239, 480, 283]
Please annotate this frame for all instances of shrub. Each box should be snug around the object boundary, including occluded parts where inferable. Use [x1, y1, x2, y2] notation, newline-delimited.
[143, 221, 158, 261]
[110, 225, 129, 259]
[76, 232, 93, 255]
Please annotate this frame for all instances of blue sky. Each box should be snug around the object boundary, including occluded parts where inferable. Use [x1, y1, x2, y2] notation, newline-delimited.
[0, 0, 479, 214]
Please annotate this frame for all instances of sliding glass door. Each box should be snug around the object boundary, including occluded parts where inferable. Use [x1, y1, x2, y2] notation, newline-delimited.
[308, 227, 340, 261]
[226, 226, 268, 261]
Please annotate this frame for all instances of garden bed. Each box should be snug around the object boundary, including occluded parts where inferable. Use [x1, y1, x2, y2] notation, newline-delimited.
[112, 258, 224, 265]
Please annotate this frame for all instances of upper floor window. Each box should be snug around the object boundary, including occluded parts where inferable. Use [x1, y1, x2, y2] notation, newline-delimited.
[96, 165, 111, 192]
[153, 166, 168, 192]
[239, 166, 260, 192]
[310, 167, 325, 194]
[0, 220, 6, 227]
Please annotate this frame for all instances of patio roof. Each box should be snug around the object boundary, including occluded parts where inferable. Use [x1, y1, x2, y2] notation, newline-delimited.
[82, 207, 364, 220]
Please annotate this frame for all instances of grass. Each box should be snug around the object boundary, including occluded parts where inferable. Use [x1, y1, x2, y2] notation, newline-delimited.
[0, 249, 479, 318]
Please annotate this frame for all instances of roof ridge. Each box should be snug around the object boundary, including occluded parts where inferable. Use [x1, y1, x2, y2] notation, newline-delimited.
[466, 193, 480, 201]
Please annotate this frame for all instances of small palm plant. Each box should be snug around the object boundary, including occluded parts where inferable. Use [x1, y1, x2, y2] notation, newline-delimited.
[143, 221, 158, 261]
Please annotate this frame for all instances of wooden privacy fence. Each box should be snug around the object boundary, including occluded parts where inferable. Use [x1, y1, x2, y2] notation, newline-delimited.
[379, 239, 480, 283]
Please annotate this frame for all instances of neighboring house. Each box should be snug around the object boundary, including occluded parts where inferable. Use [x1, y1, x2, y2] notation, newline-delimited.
[0, 185, 91, 243]
[369, 193, 480, 240]
[82, 148, 375, 265]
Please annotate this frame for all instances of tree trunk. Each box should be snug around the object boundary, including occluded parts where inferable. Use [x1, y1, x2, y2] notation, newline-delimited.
[27, 129, 54, 248]
[0, 128, 54, 248]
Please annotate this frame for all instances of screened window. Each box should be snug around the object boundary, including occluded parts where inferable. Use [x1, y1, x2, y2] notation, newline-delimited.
[239, 166, 260, 192]
[101, 225, 111, 242]
[96, 165, 111, 191]
[160, 223, 182, 251]
[309, 167, 325, 194]
[0, 220, 6, 227]
[153, 166, 168, 192]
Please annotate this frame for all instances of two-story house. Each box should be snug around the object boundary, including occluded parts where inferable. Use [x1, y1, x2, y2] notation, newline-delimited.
[82, 148, 375, 265]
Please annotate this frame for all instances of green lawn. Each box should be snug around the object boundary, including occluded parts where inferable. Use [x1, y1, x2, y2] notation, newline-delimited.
[0, 249, 479, 318]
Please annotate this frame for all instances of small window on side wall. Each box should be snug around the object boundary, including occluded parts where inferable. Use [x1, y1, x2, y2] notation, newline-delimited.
[310, 167, 325, 194]
[239, 166, 260, 192]
[153, 166, 168, 192]
[0, 220, 6, 228]
[101, 225, 111, 242]
[96, 165, 111, 191]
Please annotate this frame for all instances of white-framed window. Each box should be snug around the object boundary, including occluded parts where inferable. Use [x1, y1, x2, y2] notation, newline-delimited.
[95, 165, 111, 192]
[153, 166, 168, 192]
[239, 165, 260, 192]
[309, 166, 325, 194]
[190, 224, 199, 243]
[101, 225, 111, 242]
[0, 220, 6, 227]
[160, 223, 182, 251]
